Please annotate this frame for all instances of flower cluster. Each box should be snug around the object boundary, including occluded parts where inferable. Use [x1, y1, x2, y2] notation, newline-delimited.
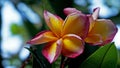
[27, 7, 118, 63]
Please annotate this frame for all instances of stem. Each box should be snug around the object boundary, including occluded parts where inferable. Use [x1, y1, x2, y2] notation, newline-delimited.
[60, 55, 68, 68]
[60, 55, 65, 68]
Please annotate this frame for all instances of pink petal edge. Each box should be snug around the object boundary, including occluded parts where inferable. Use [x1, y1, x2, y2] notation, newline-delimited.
[42, 39, 62, 63]
[64, 7, 82, 15]
[92, 7, 100, 20]
[27, 30, 58, 45]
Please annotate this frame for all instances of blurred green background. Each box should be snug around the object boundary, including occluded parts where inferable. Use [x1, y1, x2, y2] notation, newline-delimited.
[0, 0, 120, 68]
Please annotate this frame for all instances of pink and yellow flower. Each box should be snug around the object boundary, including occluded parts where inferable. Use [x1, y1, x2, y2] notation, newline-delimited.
[27, 7, 117, 63]
[64, 7, 118, 45]
[27, 10, 89, 63]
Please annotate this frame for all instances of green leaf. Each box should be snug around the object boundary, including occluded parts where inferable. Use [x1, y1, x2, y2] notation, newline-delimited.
[80, 42, 118, 68]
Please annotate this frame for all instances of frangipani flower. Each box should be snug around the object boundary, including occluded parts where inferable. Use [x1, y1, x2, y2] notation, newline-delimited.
[85, 8, 118, 45]
[64, 7, 118, 45]
[27, 10, 89, 63]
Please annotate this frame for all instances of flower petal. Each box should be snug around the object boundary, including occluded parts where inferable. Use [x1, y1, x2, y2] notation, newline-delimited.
[87, 19, 118, 45]
[88, 7, 100, 32]
[64, 8, 82, 15]
[44, 11, 63, 37]
[62, 13, 89, 39]
[62, 34, 84, 58]
[42, 39, 62, 63]
[85, 34, 103, 45]
[27, 31, 58, 45]
[92, 7, 100, 20]
[87, 15, 94, 32]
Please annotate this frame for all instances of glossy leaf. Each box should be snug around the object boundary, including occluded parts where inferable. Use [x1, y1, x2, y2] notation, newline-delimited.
[80, 42, 118, 68]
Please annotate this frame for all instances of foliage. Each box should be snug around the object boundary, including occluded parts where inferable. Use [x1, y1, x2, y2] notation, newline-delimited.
[80, 43, 118, 68]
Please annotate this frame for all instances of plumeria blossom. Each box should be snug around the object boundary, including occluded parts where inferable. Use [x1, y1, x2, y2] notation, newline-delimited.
[27, 7, 117, 63]
[64, 7, 118, 45]
[27, 10, 89, 63]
